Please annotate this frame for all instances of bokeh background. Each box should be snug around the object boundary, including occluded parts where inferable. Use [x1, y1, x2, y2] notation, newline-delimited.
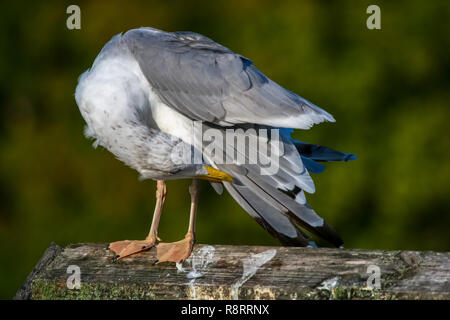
[1, 0, 449, 298]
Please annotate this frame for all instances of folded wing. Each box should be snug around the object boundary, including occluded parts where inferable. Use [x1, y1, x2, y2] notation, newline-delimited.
[123, 28, 335, 129]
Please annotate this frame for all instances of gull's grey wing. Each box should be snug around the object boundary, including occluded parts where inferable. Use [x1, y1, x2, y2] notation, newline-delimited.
[123, 28, 335, 129]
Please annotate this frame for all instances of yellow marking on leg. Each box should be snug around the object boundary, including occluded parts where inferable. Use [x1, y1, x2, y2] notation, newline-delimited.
[197, 166, 233, 182]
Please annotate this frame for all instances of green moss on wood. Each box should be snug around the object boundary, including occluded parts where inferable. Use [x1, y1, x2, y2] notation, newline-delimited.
[31, 278, 157, 300]
[32, 277, 402, 300]
[296, 287, 396, 300]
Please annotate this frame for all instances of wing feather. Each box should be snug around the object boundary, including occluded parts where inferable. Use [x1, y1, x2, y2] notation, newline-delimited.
[123, 28, 335, 129]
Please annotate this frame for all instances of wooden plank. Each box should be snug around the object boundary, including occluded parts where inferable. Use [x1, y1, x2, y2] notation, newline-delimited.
[15, 243, 449, 300]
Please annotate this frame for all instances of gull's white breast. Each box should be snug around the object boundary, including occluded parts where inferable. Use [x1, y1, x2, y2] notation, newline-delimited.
[75, 34, 194, 175]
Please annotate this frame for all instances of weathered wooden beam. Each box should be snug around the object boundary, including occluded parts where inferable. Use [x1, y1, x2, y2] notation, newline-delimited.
[15, 242, 449, 300]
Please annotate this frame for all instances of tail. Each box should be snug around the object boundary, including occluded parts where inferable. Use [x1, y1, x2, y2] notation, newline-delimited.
[220, 164, 344, 247]
[202, 126, 354, 247]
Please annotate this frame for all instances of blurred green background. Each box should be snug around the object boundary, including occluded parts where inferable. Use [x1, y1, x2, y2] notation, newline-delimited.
[1, 0, 449, 298]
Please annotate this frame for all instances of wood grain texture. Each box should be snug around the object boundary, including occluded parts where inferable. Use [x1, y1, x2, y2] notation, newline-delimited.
[16, 243, 449, 300]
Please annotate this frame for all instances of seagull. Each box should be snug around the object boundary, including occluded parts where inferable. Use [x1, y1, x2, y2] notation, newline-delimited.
[75, 27, 356, 264]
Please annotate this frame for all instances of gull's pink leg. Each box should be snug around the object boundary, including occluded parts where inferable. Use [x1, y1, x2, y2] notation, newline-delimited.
[156, 179, 198, 263]
[109, 180, 166, 260]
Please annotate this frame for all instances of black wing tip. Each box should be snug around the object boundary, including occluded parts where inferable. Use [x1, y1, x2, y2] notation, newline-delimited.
[316, 222, 344, 247]
[252, 217, 311, 247]
[288, 212, 344, 248]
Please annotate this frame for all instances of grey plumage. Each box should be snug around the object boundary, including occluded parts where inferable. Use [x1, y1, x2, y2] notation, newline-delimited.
[123, 28, 335, 129]
[75, 27, 356, 249]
